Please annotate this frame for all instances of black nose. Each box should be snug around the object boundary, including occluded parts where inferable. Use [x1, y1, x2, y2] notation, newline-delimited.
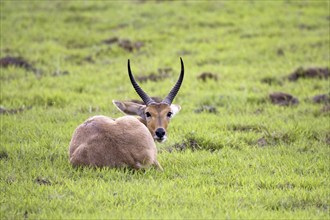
[155, 128, 166, 138]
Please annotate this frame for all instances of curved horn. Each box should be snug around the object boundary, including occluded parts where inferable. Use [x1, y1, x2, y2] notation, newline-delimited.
[162, 57, 184, 105]
[128, 60, 154, 105]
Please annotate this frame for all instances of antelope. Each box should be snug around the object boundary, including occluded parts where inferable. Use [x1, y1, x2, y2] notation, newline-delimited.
[69, 58, 184, 170]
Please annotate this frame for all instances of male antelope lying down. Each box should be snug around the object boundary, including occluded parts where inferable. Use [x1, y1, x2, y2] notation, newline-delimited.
[69, 58, 184, 170]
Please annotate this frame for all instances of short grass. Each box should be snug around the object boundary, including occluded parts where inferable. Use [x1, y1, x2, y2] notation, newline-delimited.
[1, 1, 329, 219]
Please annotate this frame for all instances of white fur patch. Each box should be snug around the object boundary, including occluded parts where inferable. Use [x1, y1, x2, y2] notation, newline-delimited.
[170, 104, 181, 117]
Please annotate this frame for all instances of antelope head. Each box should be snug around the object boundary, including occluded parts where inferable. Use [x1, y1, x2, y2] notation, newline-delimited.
[113, 58, 184, 142]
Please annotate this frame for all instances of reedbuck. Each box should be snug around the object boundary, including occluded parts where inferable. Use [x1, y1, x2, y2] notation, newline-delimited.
[69, 58, 184, 170]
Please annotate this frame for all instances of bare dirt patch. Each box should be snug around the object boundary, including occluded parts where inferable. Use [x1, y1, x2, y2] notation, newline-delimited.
[197, 72, 218, 82]
[288, 67, 329, 81]
[165, 133, 221, 152]
[269, 92, 299, 106]
[135, 68, 172, 83]
[102, 37, 144, 52]
[256, 132, 293, 147]
[312, 94, 329, 104]
[168, 137, 201, 152]
[0, 56, 38, 72]
[102, 37, 119, 45]
[260, 77, 283, 86]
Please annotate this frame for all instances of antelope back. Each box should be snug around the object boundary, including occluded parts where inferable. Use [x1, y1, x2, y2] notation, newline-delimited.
[69, 115, 163, 170]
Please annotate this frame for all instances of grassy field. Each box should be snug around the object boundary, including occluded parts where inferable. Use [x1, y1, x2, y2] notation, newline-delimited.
[1, 1, 329, 219]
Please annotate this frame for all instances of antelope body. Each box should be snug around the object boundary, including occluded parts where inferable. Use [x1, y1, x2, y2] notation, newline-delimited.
[69, 115, 161, 170]
[69, 58, 184, 170]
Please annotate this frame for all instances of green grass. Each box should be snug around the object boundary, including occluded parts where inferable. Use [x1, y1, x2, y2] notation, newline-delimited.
[1, 1, 329, 219]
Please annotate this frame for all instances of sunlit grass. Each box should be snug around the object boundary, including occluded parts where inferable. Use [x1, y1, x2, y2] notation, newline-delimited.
[1, 1, 329, 219]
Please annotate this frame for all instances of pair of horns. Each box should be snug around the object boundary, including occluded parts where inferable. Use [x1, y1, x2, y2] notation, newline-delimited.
[128, 58, 184, 105]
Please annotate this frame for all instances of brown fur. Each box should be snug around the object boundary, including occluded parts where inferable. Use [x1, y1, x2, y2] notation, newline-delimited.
[69, 115, 163, 170]
[144, 103, 171, 138]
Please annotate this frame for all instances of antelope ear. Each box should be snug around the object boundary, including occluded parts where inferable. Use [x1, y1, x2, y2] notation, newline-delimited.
[170, 104, 181, 117]
[113, 100, 146, 119]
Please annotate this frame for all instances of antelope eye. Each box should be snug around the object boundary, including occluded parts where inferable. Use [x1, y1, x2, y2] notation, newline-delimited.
[145, 112, 151, 118]
[167, 112, 173, 118]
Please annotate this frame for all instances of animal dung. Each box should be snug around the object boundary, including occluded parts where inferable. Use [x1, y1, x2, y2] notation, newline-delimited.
[312, 94, 329, 104]
[136, 69, 170, 83]
[101, 37, 144, 52]
[0, 56, 36, 72]
[288, 67, 329, 81]
[197, 72, 218, 82]
[269, 92, 299, 106]
[158, 67, 173, 74]
[118, 39, 144, 52]
[260, 76, 283, 86]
